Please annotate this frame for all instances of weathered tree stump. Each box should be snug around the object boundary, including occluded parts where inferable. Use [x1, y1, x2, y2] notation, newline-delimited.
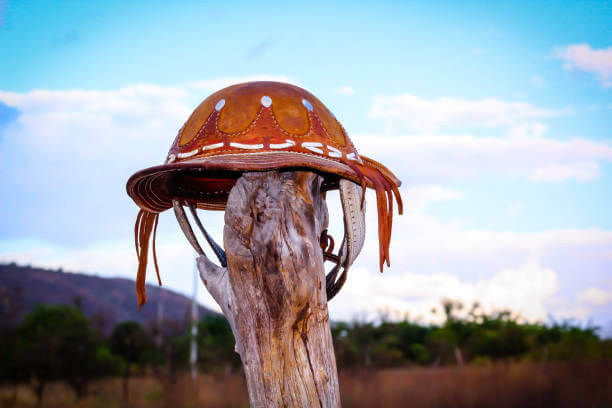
[197, 170, 341, 407]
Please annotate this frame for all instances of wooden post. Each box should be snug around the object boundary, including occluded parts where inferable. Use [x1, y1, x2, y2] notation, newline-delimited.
[197, 171, 341, 407]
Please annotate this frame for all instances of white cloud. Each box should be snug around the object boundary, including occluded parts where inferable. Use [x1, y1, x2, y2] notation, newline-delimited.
[578, 287, 612, 306]
[401, 185, 463, 212]
[555, 44, 612, 88]
[0, 75, 297, 163]
[507, 122, 548, 138]
[0, 83, 192, 161]
[384, 207, 612, 268]
[335, 86, 356, 95]
[370, 93, 569, 132]
[550, 303, 592, 321]
[353, 186, 612, 276]
[368, 91, 598, 185]
[0, 76, 296, 246]
[549, 286, 612, 322]
[353, 132, 612, 183]
[330, 258, 559, 324]
[324, 185, 612, 324]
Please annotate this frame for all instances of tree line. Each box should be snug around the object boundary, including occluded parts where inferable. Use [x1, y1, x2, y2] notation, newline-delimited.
[332, 300, 611, 368]
[0, 301, 609, 405]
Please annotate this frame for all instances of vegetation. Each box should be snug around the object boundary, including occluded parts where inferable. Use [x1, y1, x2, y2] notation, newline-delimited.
[1, 361, 610, 408]
[0, 300, 610, 406]
[109, 321, 156, 402]
[0, 305, 121, 405]
[332, 301, 611, 369]
[196, 314, 241, 374]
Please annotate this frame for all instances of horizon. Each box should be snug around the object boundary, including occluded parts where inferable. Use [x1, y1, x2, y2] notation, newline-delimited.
[3, 260, 606, 335]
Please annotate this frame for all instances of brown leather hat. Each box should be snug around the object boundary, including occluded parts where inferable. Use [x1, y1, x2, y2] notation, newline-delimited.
[127, 81, 402, 308]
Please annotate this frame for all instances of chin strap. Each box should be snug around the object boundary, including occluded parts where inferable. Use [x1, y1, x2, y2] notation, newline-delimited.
[323, 178, 366, 300]
[172, 199, 227, 267]
[168, 179, 367, 302]
[186, 203, 227, 267]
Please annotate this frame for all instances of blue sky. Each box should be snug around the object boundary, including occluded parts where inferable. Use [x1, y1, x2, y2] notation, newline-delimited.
[1, 0, 611, 330]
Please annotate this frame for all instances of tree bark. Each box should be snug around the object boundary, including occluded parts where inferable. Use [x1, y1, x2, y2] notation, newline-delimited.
[197, 171, 341, 407]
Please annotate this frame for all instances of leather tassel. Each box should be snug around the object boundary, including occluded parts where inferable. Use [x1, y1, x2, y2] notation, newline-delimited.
[361, 156, 404, 215]
[345, 161, 368, 209]
[134, 210, 161, 310]
[381, 171, 403, 215]
[364, 167, 390, 271]
[343, 158, 401, 273]
[375, 171, 394, 253]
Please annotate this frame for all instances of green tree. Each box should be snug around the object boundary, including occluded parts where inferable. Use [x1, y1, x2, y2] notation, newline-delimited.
[15, 305, 120, 404]
[0, 327, 29, 405]
[197, 314, 240, 374]
[110, 321, 155, 402]
[149, 318, 190, 406]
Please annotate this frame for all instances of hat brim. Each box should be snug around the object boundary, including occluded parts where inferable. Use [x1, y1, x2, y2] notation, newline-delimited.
[126, 151, 400, 213]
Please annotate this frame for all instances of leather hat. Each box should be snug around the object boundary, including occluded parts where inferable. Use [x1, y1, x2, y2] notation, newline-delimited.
[127, 81, 402, 308]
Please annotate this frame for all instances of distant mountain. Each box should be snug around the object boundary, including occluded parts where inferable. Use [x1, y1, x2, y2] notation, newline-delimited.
[0, 263, 217, 333]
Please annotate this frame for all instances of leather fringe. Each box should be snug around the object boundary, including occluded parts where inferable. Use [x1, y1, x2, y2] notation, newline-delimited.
[344, 159, 403, 272]
[134, 210, 161, 310]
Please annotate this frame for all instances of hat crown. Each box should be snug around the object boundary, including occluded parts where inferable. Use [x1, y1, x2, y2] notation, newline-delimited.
[166, 81, 358, 165]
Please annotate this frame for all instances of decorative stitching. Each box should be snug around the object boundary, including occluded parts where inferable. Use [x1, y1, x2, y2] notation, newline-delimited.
[189, 109, 217, 147]
[177, 149, 199, 159]
[215, 99, 225, 111]
[229, 142, 265, 149]
[177, 142, 356, 167]
[180, 150, 347, 167]
[270, 139, 296, 149]
[202, 142, 224, 151]
[262, 106, 293, 138]
[313, 112, 331, 142]
[172, 101, 365, 171]
[303, 146, 324, 154]
[302, 142, 324, 154]
[174, 122, 187, 147]
[327, 145, 342, 158]
[306, 110, 350, 153]
[185, 104, 350, 155]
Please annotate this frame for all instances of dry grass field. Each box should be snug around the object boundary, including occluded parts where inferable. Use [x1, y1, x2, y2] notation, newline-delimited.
[1, 360, 610, 408]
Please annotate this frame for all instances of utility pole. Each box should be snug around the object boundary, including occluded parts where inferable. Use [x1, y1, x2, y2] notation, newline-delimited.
[190, 258, 198, 381]
[156, 286, 165, 347]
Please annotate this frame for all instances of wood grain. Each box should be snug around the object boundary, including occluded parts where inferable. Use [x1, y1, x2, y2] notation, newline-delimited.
[197, 171, 341, 407]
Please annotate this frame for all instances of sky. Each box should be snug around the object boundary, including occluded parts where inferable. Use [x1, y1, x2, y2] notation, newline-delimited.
[1, 0, 611, 331]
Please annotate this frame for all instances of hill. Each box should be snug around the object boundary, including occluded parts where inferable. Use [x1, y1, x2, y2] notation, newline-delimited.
[0, 262, 216, 333]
